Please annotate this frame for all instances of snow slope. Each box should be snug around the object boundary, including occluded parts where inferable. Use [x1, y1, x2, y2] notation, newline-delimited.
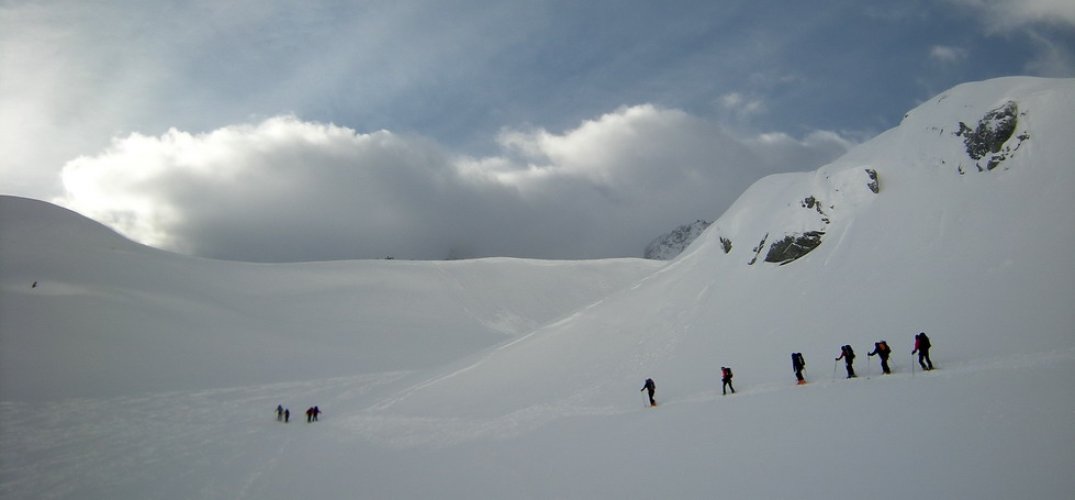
[0, 199, 661, 400]
[1, 77, 1073, 499]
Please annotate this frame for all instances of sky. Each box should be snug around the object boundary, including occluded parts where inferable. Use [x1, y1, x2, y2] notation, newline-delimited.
[2, 0, 1073, 261]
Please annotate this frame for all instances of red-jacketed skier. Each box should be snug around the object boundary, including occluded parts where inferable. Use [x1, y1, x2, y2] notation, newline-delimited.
[721, 367, 735, 395]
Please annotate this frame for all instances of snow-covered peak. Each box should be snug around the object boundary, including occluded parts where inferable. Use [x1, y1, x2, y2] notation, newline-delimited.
[683, 76, 1073, 269]
[642, 219, 711, 260]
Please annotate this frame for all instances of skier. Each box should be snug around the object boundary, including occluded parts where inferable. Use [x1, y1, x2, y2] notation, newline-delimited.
[284, 408, 290, 423]
[867, 341, 892, 374]
[641, 378, 656, 407]
[836, 345, 856, 378]
[306, 407, 314, 423]
[312, 406, 321, 422]
[913, 332, 934, 370]
[721, 367, 735, 395]
[276, 404, 284, 421]
[792, 352, 806, 384]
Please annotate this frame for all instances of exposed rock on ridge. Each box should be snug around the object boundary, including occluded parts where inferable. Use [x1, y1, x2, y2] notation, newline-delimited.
[956, 101, 1029, 172]
[644, 219, 712, 260]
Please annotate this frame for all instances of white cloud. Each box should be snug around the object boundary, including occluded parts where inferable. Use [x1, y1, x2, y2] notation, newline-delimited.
[718, 92, 767, 120]
[930, 45, 968, 63]
[56, 108, 855, 262]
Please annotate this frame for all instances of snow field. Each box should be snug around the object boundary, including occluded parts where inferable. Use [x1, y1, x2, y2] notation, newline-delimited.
[1, 76, 1073, 499]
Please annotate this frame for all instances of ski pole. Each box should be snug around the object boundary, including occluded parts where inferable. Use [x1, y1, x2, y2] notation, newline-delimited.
[911, 353, 916, 378]
[832, 359, 838, 382]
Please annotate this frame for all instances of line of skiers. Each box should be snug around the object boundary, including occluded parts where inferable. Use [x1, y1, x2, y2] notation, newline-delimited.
[641, 332, 934, 406]
[275, 405, 322, 423]
[835, 332, 933, 379]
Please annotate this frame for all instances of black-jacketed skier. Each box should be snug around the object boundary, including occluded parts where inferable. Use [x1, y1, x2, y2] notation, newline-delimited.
[836, 345, 856, 378]
[284, 408, 290, 423]
[276, 404, 284, 421]
[792, 352, 806, 384]
[721, 367, 735, 395]
[913, 332, 934, 370]
[867, 341, 892, 374]
[641, 378, 656, 407]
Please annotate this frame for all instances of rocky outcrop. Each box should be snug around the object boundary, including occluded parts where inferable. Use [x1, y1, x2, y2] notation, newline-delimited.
[747, 234, 768, 265]
[865, 168, 879, 193]
[719, 236, 732, 254]
[764, 231, 825, 265]
[644, 219, 712, 260]
[956, 101, 1028, 172]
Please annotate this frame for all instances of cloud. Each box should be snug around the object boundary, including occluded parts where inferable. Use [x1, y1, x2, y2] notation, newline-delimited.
[950, 0, 1075, 31]
[718, 92, 767, 120]
[56, 108, 854, 262]
[929, 45, 969, 64]
[1023, 31, 1075, 76]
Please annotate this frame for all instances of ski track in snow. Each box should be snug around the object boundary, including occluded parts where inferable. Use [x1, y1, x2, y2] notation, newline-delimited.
[4, 344, 1068, 496]
[344, 346, 1075, 449]
[0, 373, 409, 499]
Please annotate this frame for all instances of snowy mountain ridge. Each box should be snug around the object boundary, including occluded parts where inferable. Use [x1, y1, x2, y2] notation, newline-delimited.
[1, 76, 1073, 499]
[642, 219, 711, 260]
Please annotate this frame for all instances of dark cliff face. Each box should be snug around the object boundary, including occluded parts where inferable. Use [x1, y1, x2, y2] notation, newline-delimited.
[764, 231, 825, 265]
[956, 101, 1028, 172]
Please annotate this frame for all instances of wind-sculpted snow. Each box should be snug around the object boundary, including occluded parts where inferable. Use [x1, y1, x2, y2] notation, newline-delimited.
[1, 77, 1074, 499]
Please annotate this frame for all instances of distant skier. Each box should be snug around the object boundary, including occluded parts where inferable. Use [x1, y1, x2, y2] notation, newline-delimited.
[867, 341, 892, 374]
[721, 367, 735, 395]
[913, 332, 934, 371]
[312, 406, 321, 422]
[284, 408, 290, 423]
[792, 352, 806, 384]
[836, 345, 856, 378]
[306, 407, 314, 423]
[276, 404, 284, 421]
[641, 378, 656, 407]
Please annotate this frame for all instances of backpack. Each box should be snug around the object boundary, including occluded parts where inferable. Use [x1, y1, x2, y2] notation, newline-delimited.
[918, 333, 931, 349]
[843, 345, 855, 359]
[879, 341, 890, 354]
[722, 367, 733, 379]
[792, 352, 805, 369]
